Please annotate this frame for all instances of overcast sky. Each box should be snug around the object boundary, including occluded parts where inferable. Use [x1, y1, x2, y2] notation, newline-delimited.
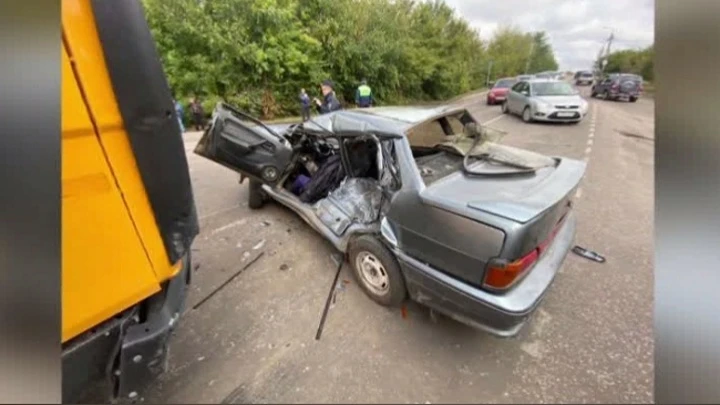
[441, 0, 655, 71]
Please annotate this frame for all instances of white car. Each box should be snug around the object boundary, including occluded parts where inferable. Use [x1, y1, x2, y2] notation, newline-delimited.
[501, 79, 589, 124]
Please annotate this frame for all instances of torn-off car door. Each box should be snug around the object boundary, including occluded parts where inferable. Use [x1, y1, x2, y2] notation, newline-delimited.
[194, 103, 293, 185]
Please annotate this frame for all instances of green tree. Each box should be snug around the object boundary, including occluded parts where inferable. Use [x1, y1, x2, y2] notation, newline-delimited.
[141, 0, 557, 119]
[527, 31, 559, 73]
[485, 26, 557, 80]
[601, 44, 654, 82]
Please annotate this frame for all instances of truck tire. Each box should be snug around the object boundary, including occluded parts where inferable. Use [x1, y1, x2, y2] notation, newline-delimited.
[248, 179, 266, 209]
[348, 235, 407, 307]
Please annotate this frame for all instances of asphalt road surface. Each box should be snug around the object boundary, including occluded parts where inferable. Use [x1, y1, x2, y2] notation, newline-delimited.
[142, 86, 654, 404]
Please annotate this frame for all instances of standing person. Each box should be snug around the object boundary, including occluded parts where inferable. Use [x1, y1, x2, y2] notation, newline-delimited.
[173, 98, 185, 133]
[355, 79, 373, 108]
[313, 80, 342, 115]
[299, 88, 311, 121]
[190, 97, 204, 131]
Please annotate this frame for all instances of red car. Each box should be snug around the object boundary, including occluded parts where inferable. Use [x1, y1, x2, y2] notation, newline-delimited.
[486, 78, 518, 105]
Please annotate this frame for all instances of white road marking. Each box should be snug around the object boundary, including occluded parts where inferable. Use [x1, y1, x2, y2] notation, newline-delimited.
[589, 132, 594, 139]
[210, 218, 247, 235]
[200, 204, 242, 221]
[585, 147, 592, 155]
[587, 139, 594, 146]
[484, 114, 505, 125]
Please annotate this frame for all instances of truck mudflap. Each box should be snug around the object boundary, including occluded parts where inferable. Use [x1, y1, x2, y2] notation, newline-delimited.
[61, 253, 191, 403]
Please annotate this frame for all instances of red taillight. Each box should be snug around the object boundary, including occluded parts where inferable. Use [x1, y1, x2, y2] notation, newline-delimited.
[484, 249, 539, 290]
[483, 216, 566, 290]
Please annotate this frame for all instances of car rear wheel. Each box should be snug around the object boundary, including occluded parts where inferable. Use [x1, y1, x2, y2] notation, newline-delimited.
[604, 90, 612, 101]
[522, 106, 533, 123]
[248, 179, 267, 209]
[629, 96, 638, 103]
[348, 235, 406, 307]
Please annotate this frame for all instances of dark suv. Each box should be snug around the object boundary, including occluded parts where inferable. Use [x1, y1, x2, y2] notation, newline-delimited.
[591, 73, 643, 102]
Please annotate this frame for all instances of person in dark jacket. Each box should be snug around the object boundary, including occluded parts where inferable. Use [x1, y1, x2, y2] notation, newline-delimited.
[313, 80, 342, 114]
[189, 97, 204, 131]
[299, 88, 311, 121]
[355, 79, 374, 108]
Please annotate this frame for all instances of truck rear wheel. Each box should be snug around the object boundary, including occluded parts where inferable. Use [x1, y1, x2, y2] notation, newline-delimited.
[348, 235, 407, 307]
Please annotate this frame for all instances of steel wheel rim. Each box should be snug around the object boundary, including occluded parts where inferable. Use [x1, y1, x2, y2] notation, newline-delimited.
[355, 251, 390, 296]
[523, 108, 530, 121]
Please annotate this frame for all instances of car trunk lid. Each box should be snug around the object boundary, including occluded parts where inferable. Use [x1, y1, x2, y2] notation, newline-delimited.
[419, 154, 586, 259]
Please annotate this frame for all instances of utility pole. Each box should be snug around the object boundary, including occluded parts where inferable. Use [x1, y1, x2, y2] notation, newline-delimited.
[600, 29, 614, 75]
[486, 60, 493, 87]
[524, 41, 535, 74]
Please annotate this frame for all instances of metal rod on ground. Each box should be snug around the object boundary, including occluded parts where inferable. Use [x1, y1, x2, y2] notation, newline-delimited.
[315, 253, 344, 340]
[192, 252, 265, 310]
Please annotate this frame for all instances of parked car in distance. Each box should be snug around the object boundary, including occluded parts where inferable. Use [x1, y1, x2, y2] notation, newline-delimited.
[486, 78, 518, 105]
[574, 71, 594, 86]
[502, 79, 589, 124]
[195, 103, 586, 337]
[591, 73, 643, 102]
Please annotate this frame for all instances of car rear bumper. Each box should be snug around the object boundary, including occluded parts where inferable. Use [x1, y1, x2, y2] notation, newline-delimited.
[487, 94, 506, 103]
[394, 211, 576, 337]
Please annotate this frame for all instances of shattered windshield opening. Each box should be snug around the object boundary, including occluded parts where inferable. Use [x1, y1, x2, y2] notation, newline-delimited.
[432, 122, 557, 177]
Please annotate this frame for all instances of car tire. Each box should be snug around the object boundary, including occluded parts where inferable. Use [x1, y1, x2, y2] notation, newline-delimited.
[486, 98, 493, 106]
[604, 90, 612, 101]
[248, 179, 267, 209]
[522, 106, 533, 123]
[629, 96, 638, 103]
[501, 101, 509, 114]
[348, 235, 407, 307]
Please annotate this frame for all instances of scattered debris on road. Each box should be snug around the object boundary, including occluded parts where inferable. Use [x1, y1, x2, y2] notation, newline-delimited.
[253, 239, 266, 250]
[191, 252, 265, 310]
[572, 245, 606, 263]
[279, 263, 290, 271]
[615, 129, 654, 142]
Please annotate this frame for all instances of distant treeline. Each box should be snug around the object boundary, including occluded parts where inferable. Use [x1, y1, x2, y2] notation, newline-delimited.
[602, 45, 654, 82]
[142, 0, 559, 119]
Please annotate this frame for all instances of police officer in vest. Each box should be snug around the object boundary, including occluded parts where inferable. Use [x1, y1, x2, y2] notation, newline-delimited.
[355, 79, 374, 108]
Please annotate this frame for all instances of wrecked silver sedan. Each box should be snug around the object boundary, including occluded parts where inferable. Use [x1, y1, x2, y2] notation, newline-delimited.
[195, 103, 586, 337]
